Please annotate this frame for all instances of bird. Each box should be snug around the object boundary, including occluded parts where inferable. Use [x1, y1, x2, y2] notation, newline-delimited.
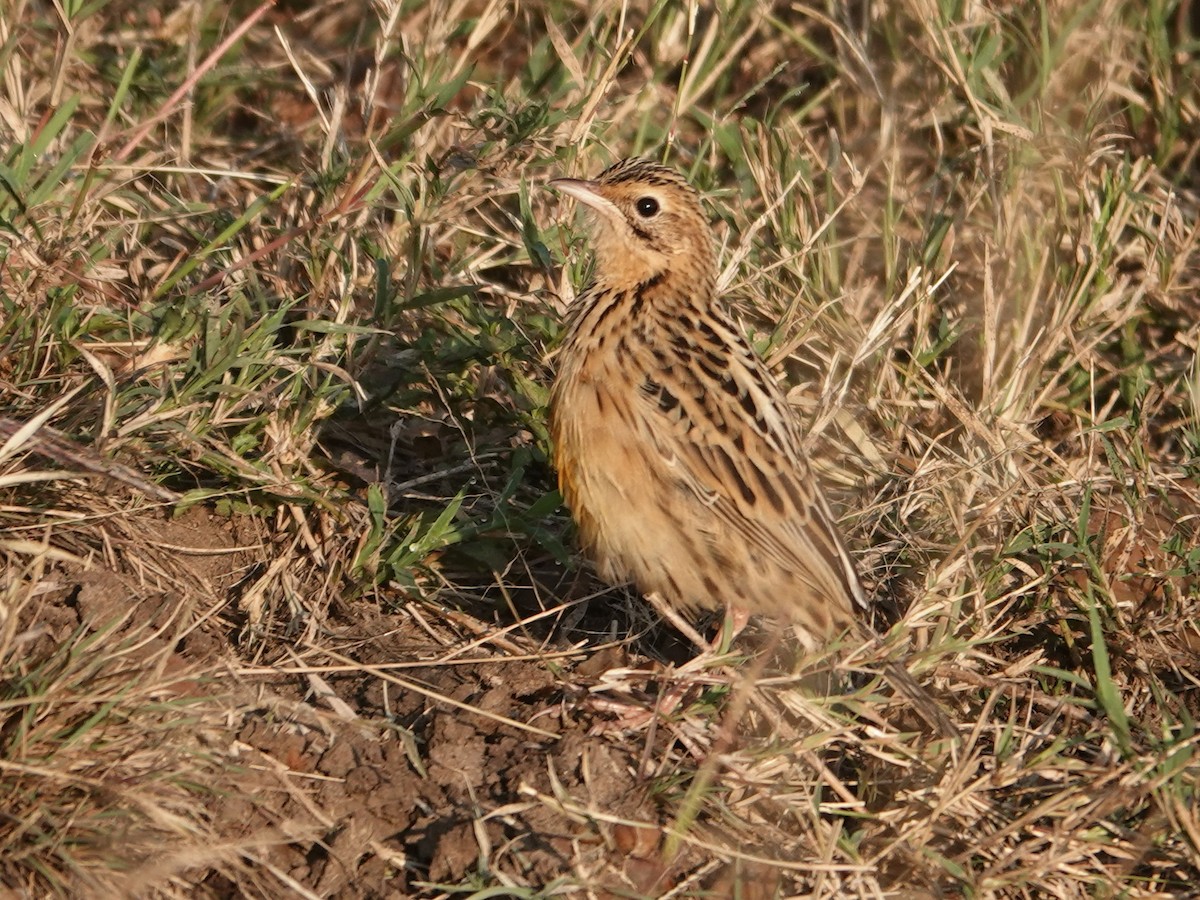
[547, 157, 868, 654]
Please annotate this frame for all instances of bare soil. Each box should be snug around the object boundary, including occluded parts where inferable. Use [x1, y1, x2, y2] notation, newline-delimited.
[19, 504, 791, 898]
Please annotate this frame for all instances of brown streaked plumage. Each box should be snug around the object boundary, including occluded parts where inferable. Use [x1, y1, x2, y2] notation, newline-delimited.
[548, 158, 868, 650]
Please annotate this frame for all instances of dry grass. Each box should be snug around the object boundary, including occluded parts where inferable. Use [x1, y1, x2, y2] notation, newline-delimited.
[1, 0, 1198, 896]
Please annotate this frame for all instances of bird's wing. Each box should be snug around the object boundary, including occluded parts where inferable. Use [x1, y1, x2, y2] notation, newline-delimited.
[633, 311, 867, 613]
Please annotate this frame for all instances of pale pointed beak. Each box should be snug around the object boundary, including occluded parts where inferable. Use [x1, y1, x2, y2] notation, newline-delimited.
[548, 177, 621, 220]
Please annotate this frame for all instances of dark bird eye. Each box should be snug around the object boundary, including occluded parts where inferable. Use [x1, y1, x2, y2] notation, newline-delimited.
[635, 196, 660, 218]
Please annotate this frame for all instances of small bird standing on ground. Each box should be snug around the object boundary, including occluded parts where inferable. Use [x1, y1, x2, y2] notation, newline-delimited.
[548, 158, 867, 652]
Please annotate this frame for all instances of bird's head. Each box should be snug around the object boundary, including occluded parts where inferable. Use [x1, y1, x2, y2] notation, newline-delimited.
[551, 158, 716, 288]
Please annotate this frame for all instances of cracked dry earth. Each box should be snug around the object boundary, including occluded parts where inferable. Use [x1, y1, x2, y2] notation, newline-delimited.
[17, 505, 781, 897]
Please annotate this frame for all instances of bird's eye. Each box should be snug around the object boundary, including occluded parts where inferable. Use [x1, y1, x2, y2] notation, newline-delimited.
[635, 196, 660, 218]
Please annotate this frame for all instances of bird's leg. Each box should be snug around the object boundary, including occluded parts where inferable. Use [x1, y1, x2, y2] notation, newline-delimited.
[711, 604, 750, 655]
[645, 591, 711, 653]
[588, 593, 738, 732]
[646, 594, 749, 657]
